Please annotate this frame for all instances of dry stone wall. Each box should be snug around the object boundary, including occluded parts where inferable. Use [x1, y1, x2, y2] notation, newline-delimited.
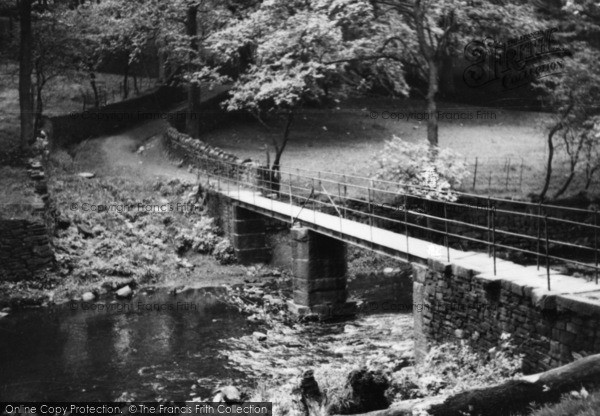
[0, 158, 54, 280]
[413, 259, 600, 374]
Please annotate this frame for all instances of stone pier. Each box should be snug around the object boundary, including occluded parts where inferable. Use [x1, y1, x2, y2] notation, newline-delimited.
[287, 226, 356, 316]
[231, 205, 270, 264]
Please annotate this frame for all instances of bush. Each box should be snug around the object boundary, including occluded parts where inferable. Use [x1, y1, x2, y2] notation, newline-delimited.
[213, 238, 236, 264]
[524, 388, 600, 416]
[175, 217, 221, 254]
[389, 333, 523, 400]
[374, 136, 469, 201]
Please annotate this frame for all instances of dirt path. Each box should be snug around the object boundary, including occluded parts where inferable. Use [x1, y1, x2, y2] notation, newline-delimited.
[97, 119, 197, 182]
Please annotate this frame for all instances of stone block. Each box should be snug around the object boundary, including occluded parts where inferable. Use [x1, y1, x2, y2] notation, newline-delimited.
[294, 277, 346, 293]
[233, 218, 266, 234]
[234, 247, 270, 264]
[232, 233, 267, 250]
[293, 289, 347, 307]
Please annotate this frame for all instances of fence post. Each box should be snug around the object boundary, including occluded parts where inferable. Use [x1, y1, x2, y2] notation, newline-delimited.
[472, 157, 478, 190]
[505, 158, 511, 190]
[519, 158, 524, 191]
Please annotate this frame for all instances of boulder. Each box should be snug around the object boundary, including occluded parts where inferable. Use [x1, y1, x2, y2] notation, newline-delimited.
[116, 285, 133, 298]
[252, 331, 267, 341]
[331, 368, 389, 414]
[77, 172, 95, 179]
[82, 292, 96, 302]
[212, 386, 241, 403]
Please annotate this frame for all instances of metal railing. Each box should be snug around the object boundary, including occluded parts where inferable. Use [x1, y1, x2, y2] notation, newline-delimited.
[191, 154, 600, 291]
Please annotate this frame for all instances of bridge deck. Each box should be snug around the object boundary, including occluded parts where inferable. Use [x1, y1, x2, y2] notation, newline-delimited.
[224, 189, 600, 302]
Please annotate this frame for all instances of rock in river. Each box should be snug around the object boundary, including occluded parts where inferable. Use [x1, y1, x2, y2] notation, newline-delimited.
[116, 285, 133, 299]
[82, 292, 96, 302]
[212, 386, 241, 403]
[253, 331, 267, 342]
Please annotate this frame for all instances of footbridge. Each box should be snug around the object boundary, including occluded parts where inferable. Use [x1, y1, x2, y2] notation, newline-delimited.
[184, 151, 600, 317]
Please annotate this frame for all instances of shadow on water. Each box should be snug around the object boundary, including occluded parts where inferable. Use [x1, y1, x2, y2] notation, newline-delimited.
[0, 287, 259, 401]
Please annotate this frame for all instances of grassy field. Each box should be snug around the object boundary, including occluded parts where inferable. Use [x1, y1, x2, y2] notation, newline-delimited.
[2, 54, 596, 200]
[199, 95, 577, 199]
[0, 60, 156, 155]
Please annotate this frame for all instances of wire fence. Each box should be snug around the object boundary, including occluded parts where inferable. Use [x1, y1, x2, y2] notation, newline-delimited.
[81, 76, 157, 111]
[188, 154, 600, 291]
[460, 156, 600, 194]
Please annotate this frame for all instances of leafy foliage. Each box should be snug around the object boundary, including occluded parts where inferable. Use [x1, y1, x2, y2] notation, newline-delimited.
[211, 0, 409, 116]
[389, 333, 523, 401]
[523, 388, 600, 416]
[374, 135, 469, 200]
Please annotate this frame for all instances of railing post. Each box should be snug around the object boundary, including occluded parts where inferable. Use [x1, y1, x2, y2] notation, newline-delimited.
[312, 177, 316, 224]
[444, 201, 450, 262]
[289, 172, 293, 224]
[404, 194, 409, 258]
[492, 205, 496, 276]
[595, 208, 598, 285]
[545, 213, 550, 291]
[487, 197, 491, 257]
[368, 180, 373, 245]
[536, 202, 542, 270]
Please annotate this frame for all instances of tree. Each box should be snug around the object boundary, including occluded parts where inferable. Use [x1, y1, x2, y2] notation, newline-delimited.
[18, 0, 34, 149]
[210, 0, 408, 190]
[536, 0, 600, 200]
[371, 0, 542, 148]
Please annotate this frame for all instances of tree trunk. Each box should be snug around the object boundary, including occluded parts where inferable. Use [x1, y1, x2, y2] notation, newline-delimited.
[123, 60, 130, 99]
[34, 73, 44, 134]
[18, 0, 34, 149]
[89, 72, 100, 108]
[185, 4, 201, 137]
[342, 353, 600, 416]
[158, 52, 166, 83]
[553, 136, 585, 200]
[413, 0, 439, 148]
[270, 112, 294, 194]
[539, 124, 559, 201]
[440, 52, 455, 98]
[426, 60, 439, 148]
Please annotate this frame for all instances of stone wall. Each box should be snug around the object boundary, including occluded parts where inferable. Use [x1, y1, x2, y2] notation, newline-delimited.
[164, 126, 272, 193]
[49, 86, 186, 149]
[0, 158, 54, 280]
[413, 259, 600, 374]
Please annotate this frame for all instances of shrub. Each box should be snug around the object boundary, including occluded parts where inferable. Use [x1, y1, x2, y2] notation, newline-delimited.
[213, 238, 236, 264]
[389, 333, 523, 400]
[523, 388, 600, 416]
[374, 136, 469, 201]
[175, 217, 221, 254]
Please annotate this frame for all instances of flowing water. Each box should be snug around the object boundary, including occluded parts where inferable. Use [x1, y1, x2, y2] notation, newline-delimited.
[0, 288, 258, 401]
[0, 281, 415, 402]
